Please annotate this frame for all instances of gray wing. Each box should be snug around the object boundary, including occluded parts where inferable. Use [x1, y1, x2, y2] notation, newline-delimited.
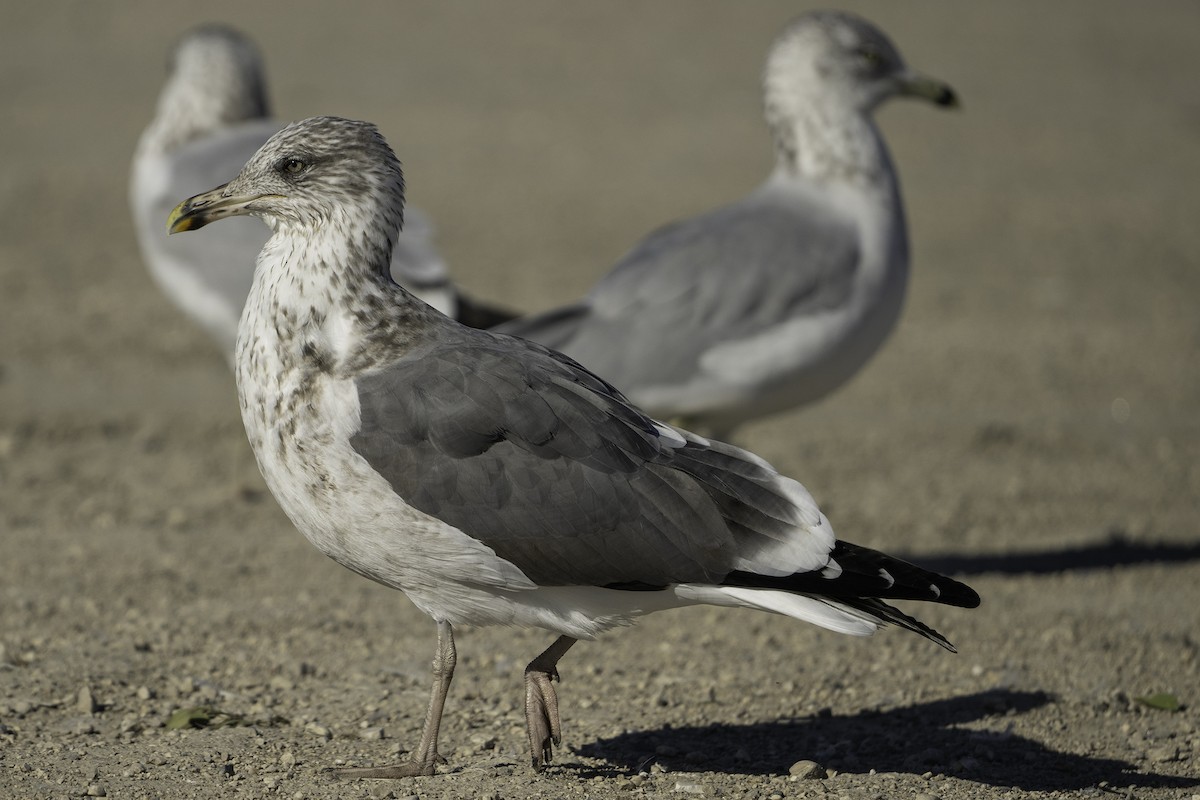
[129, 121, 280, 352]
[350, 327, 830, 587]
[497, 191, 860, 396]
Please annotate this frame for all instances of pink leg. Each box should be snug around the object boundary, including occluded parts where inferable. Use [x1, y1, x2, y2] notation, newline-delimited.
[524, 635, 577, 769]
[334, 620, 456, 779]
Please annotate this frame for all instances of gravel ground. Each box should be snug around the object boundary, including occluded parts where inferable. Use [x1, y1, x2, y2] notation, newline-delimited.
[2, 2, 1198, 799]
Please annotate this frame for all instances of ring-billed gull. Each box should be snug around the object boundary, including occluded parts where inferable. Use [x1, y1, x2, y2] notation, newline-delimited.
[497, 12, 957, 439]
[167, 116, 978, 776]
[131, 24, 511, 361]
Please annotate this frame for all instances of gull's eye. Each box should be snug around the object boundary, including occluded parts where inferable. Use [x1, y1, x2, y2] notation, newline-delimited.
[858, 46, 882, 66]
[279, 157, 307, 176]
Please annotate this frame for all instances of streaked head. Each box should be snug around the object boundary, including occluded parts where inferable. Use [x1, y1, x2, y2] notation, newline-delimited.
[167, 116, 405, 236]
[153, 24, 270, 150]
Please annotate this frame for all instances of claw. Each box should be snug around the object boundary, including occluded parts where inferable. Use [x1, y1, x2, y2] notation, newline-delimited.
[523, 635, 577, 770]
[525, 669, 561, 768]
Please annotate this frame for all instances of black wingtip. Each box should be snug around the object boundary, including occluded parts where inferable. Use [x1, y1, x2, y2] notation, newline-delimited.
[842, 597, 961, 652]
[727, 541, 982, 609]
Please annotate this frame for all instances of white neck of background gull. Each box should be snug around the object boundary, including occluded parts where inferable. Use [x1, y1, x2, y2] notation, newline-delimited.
[764, 79, 899, 194]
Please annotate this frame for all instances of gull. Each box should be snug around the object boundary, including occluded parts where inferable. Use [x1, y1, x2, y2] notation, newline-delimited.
[496, 12, 957, 439]
[131, 24, 511, 362]
[167, 115, 979, 776]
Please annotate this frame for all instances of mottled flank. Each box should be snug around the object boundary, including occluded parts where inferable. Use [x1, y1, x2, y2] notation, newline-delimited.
[169, 112, 977, 776]
[497, 11, 957, 439]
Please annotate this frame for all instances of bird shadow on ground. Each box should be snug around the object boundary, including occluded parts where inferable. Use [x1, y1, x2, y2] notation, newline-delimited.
[573, 689, 1198, 792]
[900, 535, 1200, 577]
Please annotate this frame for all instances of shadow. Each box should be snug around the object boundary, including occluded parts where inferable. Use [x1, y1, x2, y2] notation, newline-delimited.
[575, 690, 1198, 791]
[901, 535, 1200, 577]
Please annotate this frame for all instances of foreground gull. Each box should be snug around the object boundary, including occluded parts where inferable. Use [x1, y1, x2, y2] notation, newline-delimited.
[497, 12, 957, 439]
[167, 116, 979, 776]
[131, 25, 511, 361]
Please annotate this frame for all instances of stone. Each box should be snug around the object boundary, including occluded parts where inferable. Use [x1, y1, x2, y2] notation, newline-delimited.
[77, 686, 98, 714]
[789, 759, 826, 779]
[1147, 745, 1179, 763]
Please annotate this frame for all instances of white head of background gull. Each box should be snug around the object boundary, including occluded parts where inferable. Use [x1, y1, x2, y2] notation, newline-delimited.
[130, 24, 512, 362]
[167, 115, 978, 777]
[496, 11, 957, 439]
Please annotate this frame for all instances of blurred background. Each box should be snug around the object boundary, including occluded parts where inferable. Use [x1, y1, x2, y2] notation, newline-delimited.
[1, 1, 1197, 794]
[3, 0, 1195, 551]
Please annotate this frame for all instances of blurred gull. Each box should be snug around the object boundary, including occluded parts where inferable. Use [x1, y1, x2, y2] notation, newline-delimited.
[130, 24, 511, 361]
[497, 12, 957, 438]
[167, 116, 979, 776]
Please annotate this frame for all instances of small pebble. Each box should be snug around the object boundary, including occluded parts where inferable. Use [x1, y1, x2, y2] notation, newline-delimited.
[305, 723, 331, 740]
[672, 781, 706, 795]
[359, 726, 386, 741]
[65, 718, 97, 736]
[789, 759, 826, 779]
[77, 686, 98, 714]
[85, 785, 107, 797]
[1147, 745, 1179, 763]
[914, 794, 941, 800]
[469, 732, 496, 749]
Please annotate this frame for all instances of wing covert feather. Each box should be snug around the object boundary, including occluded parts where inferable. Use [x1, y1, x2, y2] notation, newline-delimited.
[349, 329, 833, 587]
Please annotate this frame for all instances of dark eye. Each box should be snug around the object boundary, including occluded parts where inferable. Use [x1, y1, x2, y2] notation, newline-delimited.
[858, 47, 884, 71]
[280, 157, 306, 175]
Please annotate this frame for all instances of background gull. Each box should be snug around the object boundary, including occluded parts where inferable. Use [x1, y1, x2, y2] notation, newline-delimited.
[497, 11, 957, 439]
[168, 115, 979, 776]
[130, 24, 512, 362]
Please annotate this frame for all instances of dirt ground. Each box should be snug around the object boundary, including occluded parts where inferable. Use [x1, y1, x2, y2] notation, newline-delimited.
[2, 2, 1198, 798]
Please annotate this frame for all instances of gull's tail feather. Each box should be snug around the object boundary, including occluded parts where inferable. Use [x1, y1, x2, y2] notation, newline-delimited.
[724, 541, 981, 608]
[494, 302, 590, 347]
[703, 542, 979, 651]
[457, 293, 520, 329]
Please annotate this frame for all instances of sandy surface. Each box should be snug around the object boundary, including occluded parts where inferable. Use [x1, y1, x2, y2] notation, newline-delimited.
[2, 2, 1199, 798]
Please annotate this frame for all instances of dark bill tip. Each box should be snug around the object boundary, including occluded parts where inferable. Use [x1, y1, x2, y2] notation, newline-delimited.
[933, 85, 959, 109]
[900, 72, 961, 110]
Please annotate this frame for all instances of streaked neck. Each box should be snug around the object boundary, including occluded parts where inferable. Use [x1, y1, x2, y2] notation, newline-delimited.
[238, 210, 431, 380]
